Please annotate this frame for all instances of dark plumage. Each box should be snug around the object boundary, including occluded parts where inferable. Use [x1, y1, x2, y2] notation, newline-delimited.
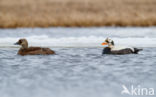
[14, 39, 55, 56]
[102, 47, 142, 55]
[101, 38, 142, 55]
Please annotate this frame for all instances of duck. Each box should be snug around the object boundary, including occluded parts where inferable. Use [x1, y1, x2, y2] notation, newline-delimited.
[14, 38, 55, 56]
[101, 38, 142, 55]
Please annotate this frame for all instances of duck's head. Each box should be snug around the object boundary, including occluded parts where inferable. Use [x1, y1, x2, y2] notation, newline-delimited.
[101, 38, 114, 47]
[14, 38, 28, 49]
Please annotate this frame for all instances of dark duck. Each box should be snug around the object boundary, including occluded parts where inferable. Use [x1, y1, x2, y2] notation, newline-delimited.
[14, 38, 55, 56]
[101, 38, 142, 55]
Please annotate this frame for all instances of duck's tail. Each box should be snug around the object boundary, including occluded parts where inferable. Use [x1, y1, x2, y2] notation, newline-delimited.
[133, 48, 143, 54]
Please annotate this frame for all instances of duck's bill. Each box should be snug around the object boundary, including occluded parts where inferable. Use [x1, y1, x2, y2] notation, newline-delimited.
[14, 42, 19, 45]
[101, 42, 108, 45]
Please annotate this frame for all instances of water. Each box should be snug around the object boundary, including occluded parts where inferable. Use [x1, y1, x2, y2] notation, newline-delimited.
[0, 27, 156, 48]
[0, 27, 156, 97]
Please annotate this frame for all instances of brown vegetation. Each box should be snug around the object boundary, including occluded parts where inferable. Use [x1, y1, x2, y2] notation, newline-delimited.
[0, 0, 156, 28]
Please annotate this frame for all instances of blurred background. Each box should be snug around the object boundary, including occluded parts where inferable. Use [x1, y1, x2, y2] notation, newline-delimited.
[0, 0, 156, 28]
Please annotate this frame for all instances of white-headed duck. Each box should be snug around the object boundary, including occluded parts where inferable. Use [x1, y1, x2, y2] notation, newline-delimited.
[101, 38, 142, 55]
[14, 38, 55, 56]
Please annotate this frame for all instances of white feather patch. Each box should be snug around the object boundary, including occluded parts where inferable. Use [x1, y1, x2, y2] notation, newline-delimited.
[111, 46, 134, 52]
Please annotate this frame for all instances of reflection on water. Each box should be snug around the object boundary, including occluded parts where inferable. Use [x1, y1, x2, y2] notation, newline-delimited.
[0, 48, 156, 97]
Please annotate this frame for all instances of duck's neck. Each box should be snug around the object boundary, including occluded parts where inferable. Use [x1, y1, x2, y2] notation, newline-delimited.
[21, 43, 28, 49]
[108, 45, 114, 49]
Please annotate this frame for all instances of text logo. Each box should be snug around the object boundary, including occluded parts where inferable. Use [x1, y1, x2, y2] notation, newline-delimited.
[121, 85, 155, 96]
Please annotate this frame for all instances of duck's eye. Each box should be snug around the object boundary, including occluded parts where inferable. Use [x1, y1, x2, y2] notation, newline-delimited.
[19, 40, 22, 44]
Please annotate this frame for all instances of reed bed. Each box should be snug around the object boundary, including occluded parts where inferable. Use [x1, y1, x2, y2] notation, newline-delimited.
[0, 0, 156, 28]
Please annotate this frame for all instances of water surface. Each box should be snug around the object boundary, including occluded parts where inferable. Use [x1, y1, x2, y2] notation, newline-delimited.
[0, 27, 156, 97]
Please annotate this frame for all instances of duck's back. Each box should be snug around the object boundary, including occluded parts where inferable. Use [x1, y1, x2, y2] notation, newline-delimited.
[103, 47, 133, 55]
[18, 47, 55, 56]
[111, 48, 133, 55]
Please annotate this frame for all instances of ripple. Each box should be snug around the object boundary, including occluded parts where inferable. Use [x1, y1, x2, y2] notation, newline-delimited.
[0, 47, 155, 97]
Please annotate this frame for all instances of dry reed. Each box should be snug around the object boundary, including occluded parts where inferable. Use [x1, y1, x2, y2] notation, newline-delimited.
[0, 0, 156, 28]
